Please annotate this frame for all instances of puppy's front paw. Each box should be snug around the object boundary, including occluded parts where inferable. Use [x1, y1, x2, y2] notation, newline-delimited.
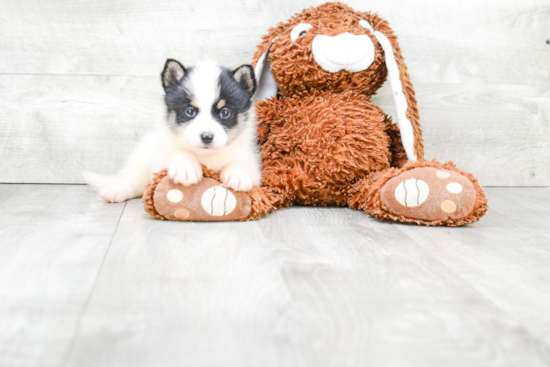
[100, 182, 134, 203]
[169, 159, 203, 186]
[220, 166, 252, 192]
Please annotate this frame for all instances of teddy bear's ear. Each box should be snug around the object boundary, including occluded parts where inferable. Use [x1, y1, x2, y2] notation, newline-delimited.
[252, 47, 278, 101]
[252, 30, 281, 102]
[360, 16, 424, 161]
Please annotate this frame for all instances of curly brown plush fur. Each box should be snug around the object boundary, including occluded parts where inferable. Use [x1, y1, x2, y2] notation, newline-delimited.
[253, 2, 424, 158]
[249, 1, 487, 225]
[257, 90, 396, 206]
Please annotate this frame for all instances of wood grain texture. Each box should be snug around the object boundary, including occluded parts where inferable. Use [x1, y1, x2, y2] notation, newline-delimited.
[407, 188, 550, 347]
[63, 199, 301, 367]
[0, 0, 549, 185]
[58, 187, 550, 367]
[373, 82, 550, 186]
[0, 75, 160, 182]
[255, 193, 550, 367]
[0, 75, 547, 185]
[0, 0, 548, 84]
[0, 184, 125, 367]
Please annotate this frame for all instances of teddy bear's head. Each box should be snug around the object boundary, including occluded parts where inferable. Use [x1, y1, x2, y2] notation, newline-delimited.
[252, 1, 423, 161]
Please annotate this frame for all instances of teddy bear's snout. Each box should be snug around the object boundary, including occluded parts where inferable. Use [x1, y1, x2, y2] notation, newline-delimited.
[311, 32, 375, 73]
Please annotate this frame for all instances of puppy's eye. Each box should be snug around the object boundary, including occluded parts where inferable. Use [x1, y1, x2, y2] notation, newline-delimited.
[290, 23, 313, 42]
[219, 108, 231, 119]
[185, 107, 196, 118]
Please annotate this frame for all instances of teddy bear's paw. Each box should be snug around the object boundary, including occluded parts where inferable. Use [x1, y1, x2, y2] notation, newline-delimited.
[380, 167, 477, 222]
[150, 175, 252, 221]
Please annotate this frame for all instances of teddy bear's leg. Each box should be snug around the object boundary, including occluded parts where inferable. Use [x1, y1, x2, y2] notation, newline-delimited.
[143, 167, 281, 221]
[348, 160, 488, 226]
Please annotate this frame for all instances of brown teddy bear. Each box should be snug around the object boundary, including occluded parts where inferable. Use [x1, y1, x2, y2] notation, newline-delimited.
[144, 2, 488, 226]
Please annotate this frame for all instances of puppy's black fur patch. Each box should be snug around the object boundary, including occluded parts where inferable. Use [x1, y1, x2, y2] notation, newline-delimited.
[213, 66, 256, 129]
[162, 59, 257, 131]
[164, 66, 196, 125]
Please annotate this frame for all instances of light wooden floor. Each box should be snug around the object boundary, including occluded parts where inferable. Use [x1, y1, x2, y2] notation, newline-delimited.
[1, 185, 549, 367]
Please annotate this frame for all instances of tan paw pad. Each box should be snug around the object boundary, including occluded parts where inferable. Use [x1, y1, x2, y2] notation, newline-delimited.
[436, 170, 451, 178]
[167, 189, 184, 202]
[446, 182, 462, 194]
[440, 200, 457, 213]
[174, 209, 190, 220]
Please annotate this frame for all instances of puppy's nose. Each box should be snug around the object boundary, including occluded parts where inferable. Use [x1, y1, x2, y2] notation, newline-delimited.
[200, 132, 214, 144]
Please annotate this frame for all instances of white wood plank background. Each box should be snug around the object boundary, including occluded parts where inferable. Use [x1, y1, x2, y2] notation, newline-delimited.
[0, 0, 549, 185]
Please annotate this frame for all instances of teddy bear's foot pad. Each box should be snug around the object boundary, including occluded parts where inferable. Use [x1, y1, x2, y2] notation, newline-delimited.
[381, 167, 476, 222]
[151, 176, 252, 221]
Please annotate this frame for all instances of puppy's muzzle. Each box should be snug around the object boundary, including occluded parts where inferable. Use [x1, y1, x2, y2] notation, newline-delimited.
[200, 132, 214, 145]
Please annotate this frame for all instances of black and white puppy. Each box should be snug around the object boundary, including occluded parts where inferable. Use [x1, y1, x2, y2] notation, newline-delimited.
[83, 59, 261, 202]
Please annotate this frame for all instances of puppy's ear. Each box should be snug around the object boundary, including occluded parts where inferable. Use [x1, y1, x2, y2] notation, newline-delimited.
[232, 65, 257, 97]
[161, 59, 186, 93]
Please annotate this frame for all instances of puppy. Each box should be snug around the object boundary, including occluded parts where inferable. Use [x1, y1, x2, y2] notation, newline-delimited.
[83, 59, 261, 203]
